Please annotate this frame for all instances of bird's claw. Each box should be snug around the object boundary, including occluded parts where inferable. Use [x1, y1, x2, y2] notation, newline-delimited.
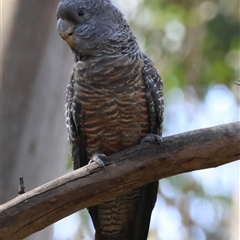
[89, 153, 107, 169]
[141, 134, 163, 146]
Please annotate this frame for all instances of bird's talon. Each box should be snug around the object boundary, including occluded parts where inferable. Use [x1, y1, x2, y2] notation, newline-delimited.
[141, 134, 163, 146]
[89, 153, 107, 169]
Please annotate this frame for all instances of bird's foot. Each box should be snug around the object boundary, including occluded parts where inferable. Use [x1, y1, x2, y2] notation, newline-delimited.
[141, 134, 163, 146]
[89, 153, 107, 169]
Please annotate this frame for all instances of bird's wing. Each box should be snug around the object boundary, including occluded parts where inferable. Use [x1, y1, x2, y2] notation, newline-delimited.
[142, 53, 164, 136]
[66, 70, 106, 238]
[131, 54, 164, 240]
[66, 71, 88, 169]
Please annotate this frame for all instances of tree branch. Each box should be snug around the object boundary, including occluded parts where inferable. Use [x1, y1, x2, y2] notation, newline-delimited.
[1, 122, 240, 240]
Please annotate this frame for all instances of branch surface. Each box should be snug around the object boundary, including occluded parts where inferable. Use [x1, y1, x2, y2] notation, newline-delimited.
[1, 122, 240, 240]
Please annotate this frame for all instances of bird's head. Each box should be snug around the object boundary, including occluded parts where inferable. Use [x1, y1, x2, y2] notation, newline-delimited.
[56, 0, 135, 60]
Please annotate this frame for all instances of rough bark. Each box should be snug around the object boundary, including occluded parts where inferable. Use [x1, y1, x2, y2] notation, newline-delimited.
[0, 122, 239, 240]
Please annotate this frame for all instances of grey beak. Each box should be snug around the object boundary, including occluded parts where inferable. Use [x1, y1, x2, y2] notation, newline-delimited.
[57, 18, 74, 38]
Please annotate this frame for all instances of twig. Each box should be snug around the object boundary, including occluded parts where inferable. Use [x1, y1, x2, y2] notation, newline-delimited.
[18, 177, 25, 195]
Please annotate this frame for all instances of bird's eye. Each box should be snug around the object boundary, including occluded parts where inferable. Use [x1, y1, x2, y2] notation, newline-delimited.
[78, 10, 85, 16]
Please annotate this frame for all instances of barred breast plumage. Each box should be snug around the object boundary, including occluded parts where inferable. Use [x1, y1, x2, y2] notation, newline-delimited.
[73, 54, 149, 157]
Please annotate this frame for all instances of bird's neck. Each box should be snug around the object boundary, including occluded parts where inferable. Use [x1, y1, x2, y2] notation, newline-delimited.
[73, 45, 143, 87]
[73, 32, 139, 62]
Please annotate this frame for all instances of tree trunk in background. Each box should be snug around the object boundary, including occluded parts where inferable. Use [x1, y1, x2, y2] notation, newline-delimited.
[1, 1, 73, 239]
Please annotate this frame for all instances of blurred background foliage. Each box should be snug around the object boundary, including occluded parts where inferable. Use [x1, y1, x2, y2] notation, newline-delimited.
[132, 0, 239, 95]
[55, 0, 239, 240]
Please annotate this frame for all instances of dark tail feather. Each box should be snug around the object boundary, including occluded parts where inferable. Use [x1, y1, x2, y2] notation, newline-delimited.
[132, 181, 159, 240]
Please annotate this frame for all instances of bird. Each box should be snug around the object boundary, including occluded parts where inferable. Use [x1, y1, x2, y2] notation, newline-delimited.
[56, 0, 164, 239]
